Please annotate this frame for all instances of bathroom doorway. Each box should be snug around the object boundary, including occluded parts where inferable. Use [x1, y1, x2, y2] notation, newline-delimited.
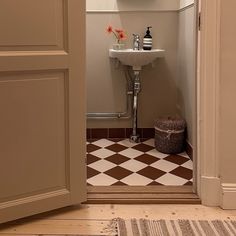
[86, 0, 199, 202]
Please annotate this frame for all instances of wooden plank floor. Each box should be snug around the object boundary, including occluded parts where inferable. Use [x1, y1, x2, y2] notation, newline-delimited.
[1, 204, 236, 235]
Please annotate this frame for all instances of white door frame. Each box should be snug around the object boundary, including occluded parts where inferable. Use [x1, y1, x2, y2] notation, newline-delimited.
[198, 0, 222, 206]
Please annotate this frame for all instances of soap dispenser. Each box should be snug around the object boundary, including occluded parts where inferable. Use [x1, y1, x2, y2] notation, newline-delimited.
[143, 26, 152, 50]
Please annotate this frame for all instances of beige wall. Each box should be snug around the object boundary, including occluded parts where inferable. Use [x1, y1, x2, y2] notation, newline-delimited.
[177, 5, 195, 144]
[219, 0, 236, 183]
[87, 10, 179, 128]
[86, 1, 196, 132]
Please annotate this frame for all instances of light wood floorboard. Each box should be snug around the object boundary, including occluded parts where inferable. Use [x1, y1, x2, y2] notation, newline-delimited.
[1, 204, 236, 235]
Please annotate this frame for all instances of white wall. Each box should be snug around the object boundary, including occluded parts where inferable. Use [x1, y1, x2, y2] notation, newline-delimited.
[86, 0, 179, 11]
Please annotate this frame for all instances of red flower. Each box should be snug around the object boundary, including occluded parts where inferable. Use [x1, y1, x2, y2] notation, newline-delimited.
[118, 31, 126, 41]
[115, 29, 123, 34]
[106, 25, 126, 43]
[107, 25, 113, 33]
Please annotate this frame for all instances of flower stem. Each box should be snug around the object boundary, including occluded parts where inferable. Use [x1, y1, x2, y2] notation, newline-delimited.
[112, 31, 119, 43]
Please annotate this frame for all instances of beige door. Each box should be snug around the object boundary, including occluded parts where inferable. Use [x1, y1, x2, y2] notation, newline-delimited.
[0, 0, 86, 223]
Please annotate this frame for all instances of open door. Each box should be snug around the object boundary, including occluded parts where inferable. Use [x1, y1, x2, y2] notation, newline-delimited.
[0, 0, 86, 223]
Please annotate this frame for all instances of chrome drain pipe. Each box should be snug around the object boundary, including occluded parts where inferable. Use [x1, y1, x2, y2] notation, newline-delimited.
[130, 70, 141, 143]
[87, 90, 133, 119]
[87, 66, 134, 119]
[87, 67, 142, 143]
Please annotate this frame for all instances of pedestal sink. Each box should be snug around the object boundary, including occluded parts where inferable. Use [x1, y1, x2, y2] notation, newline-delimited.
[109, 48, 165, 70]
[109, 48, 165, 142]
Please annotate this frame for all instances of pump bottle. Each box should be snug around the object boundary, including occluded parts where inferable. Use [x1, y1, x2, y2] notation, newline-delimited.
[143, 26, 152, 50]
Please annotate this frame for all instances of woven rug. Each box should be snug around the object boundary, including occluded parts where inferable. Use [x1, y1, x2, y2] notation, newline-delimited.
[104, 218, 236, 236]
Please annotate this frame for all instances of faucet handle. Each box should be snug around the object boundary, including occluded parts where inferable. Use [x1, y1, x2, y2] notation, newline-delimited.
[133, 34, 140, 39]
[133, 34, 140, 50]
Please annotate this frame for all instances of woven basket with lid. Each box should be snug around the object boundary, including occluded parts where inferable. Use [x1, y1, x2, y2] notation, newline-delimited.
[154, 117, 186, 154]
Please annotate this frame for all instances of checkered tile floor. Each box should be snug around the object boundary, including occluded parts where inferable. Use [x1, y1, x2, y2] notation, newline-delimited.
[87, 139, 193, 186]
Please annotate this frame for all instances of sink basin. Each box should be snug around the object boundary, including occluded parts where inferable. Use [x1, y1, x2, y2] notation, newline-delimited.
[109, 48, 165, 70]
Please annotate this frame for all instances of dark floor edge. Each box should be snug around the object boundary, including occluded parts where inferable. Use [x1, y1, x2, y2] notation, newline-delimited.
[85, 197, 201, 204]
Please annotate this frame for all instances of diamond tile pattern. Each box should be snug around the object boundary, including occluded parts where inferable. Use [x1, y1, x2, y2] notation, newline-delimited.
[137, 166, 166, 180]
[105, 154, 130, 165]
[105, 143, 127, 152]
[87, 138, 193, 186]
[135, 154, 160, 165]
[87, 154, 101, 165]
[87, 144, 100, 153]
[132, 143, 154, 152]
[105, 166, 133, 180]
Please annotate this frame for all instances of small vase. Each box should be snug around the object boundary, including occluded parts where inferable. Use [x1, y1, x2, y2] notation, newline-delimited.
[113, 43, 125, 50]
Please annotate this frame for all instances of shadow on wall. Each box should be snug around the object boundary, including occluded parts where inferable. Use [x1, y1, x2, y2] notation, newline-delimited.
[139, 58, 179, 128]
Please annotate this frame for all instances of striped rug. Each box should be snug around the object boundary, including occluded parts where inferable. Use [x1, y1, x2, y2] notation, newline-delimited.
[105, 218, 236, 236]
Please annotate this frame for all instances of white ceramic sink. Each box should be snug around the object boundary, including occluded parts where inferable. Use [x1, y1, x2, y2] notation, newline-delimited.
[109, 48, 165, 70]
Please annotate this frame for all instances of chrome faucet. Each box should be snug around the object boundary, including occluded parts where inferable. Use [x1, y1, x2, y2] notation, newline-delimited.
[133, 34, 140, 50]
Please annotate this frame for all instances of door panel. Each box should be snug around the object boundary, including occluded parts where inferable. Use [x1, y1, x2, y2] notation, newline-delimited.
[0, 0, 66, 51]
[0, 71, 67, 200]
[0, 0, 86, 223]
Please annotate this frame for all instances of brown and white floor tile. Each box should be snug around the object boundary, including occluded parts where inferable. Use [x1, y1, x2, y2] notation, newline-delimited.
[120, 173, 154, 186]
[86, 138, 193, 186]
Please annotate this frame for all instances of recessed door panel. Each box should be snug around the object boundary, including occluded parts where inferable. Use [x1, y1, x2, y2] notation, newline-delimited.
[0, 0, 66, 51]
[0, 72, 68, 201]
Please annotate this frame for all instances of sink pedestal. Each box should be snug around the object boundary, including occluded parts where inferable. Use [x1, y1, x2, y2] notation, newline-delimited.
[130, 70, 141, 143]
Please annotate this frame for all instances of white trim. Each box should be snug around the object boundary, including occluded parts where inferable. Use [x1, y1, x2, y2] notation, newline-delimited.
[86, 9, 178, 13]
[86, 0, 179, 12]
[86, 2, 194, 13]
[198, 0, 221, 206]
[221, 184, 236, 209]
[201, 176, 221, 206]
[179, 0, 194, 10]
[179, 3, 194, 12]
[86, 7, 195, 14]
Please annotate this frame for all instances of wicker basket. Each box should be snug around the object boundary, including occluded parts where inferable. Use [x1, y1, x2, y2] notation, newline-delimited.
[154, 117, 186, 154]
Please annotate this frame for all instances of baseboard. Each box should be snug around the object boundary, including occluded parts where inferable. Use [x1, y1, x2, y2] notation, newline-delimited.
[221, 183, 236, 209]
[201, 176, 221, 206]
[87, 128, 154, 140]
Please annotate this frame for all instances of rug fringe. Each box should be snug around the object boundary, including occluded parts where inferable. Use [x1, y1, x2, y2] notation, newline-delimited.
[103, 218, 120, 235]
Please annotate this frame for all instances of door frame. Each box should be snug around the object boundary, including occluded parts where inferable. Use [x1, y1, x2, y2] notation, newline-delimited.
[197, 0, 222, 206]
[87, 1, 200, 204]
[86, 0, 223, 207]
[85, 0, 223, 206]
